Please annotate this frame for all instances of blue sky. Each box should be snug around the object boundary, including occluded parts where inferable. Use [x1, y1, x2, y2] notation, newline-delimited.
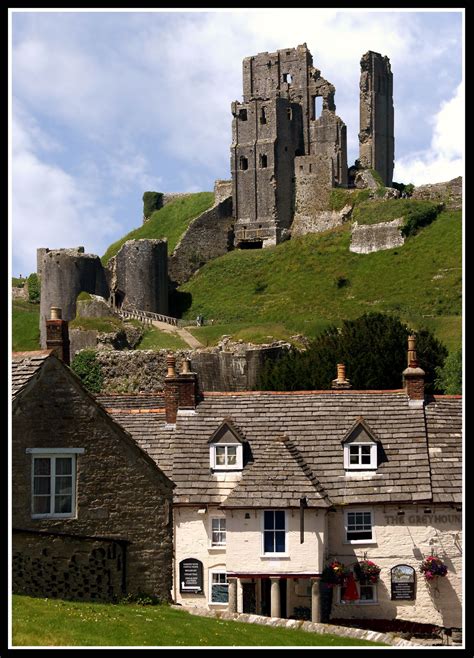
[10, 9, 463, 277]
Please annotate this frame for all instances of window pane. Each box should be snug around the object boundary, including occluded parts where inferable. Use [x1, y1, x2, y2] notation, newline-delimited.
[360, 586, 374, 601]
[361, 446, 371, 455]
[55, 476, 72, 495]
[275, 531, 285, 552]
[274, 511, 285, 529]
[56, 458, 72, 475]
[33, 496, 50, 514]
[55, 495, 72, 514]
[264, 531, 275, 553]
[264, 511, 274, 530]
[350, 454, 359, 464]
[361, 453, 371, 464]
[348, 530, 372, 540]
[34, 477, 50, 495]
[215, 447, 226, 465]
[227, 449, 237, 465]
[34, 458, 50, 475]
[212, 584, 229, 603]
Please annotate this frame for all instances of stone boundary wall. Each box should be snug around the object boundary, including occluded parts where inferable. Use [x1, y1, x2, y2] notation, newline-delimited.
[13, 530, 125, 602]
[412, 176, 462, 211]
[168, 196, 233, 287]
[174, 606, 420, 647]
[292, 205, 353, 237]
[350, 218, 405, 254]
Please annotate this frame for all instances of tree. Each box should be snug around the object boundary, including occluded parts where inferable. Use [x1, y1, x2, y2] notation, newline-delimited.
[435, 348, 462, 395]
[257, 313, 447, 393]
[27, 273, 41, 303]
[71, 350, 103, 394]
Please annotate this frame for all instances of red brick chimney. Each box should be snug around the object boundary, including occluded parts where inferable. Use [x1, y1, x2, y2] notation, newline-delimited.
[331, 363, 351, 389]
[45, 307, 70, 365]
[164, 354, 198, 425]
[403, 335, 425, 404]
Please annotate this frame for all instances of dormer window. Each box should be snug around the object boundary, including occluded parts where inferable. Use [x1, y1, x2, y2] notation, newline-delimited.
[342, 418, 379, 471]
[209, 419, 246, 471]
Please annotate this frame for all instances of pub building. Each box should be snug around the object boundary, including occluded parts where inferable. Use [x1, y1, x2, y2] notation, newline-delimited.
[103, 339, 461, 634]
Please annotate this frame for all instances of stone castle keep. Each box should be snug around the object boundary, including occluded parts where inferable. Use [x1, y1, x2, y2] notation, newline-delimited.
[231, 44, 393, 248]
[38, 45, 395, 345]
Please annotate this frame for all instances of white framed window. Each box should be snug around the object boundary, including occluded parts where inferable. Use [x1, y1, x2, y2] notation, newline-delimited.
[209, 570, 228, 604]
[210, 444, 243, 471]
[344, 443, 377, 470]
[262, 510, 287, 555]
[339, 580, 378, 605]
[211, 518, 226, 546]
[29, 450, 82, 518]
[345, 510, 375, 544]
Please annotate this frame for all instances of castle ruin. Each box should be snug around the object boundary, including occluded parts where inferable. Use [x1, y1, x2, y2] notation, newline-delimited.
[231, 44, 394, 247]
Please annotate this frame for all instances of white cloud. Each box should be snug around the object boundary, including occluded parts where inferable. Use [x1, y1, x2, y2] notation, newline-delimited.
[393, 83, 463, 185]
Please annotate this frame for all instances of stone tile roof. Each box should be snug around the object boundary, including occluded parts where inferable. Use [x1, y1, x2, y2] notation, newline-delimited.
[108, 390, 462, 507]
[95, 393, 165, 410]
[223, 435, 330, 508]
[425, 397, 463, 504]
[11, 351, 52, 399]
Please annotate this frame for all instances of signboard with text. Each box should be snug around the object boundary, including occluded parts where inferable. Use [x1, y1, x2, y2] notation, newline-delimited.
[179, 558, 203, 593]
[391, 564, 416, 600]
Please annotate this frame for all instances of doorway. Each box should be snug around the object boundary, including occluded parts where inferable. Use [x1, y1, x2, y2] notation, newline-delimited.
[260, 577, 287, 618]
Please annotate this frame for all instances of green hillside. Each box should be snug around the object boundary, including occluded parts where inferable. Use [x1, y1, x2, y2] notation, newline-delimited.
[12, 300, 40, 351]
[179, 209, 462, 352]
[101, 192, 214, 264]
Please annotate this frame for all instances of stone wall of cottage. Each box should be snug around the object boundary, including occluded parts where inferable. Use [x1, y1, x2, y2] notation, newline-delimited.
[327, 504, 462, 629]
[12, 357, 174, 602]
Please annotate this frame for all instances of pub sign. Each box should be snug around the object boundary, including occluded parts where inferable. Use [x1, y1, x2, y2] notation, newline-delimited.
[391, 564, 416, 600]
[180, 558, 204, 593]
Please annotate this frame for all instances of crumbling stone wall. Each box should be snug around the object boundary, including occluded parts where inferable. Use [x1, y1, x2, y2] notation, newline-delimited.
[93, 343, 289, 393]
[350, 218, 405, 254]
[359, 51, 394, 186]
[411, 177, 462, 211]
[38, 248, 109, 348]
[292, 204, 352, 237]
[13, 531, 125, 601]
[214, 180, 233, 205]
[168, 196, 234, 287]
[106, 239, 168, 314]
[12, 356, 174, 600]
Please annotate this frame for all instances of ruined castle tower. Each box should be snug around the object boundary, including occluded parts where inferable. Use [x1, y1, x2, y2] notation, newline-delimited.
[359, 51, 394, 186]
[231, 43, 347, 248]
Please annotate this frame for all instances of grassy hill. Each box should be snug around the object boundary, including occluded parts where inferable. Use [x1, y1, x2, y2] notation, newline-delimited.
[12, 300, 40, 351]
[101, 192, 214, 264]
[179, 208, 462, 352]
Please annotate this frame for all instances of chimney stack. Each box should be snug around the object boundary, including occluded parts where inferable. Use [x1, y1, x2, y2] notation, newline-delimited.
[164, 354, 198, 425]
[45, 307, 70, 365]
[332, 363, 351, 389]
[403, 335, 425, 405]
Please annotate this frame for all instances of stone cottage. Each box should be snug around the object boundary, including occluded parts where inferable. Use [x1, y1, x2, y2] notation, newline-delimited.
[11, 349, 174, 602]
[100, 345, 462, 634]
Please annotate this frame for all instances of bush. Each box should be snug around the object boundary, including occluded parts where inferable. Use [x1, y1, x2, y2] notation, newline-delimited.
[27, 273, 41, 303]
[143, 191, 164, 220]
[435, 348, 462, 394]
[256, 313, 447, 393]
[71, 350, 103, 393]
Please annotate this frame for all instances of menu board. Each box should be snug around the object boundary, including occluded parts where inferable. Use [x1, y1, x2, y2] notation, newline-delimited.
[179, 558, 203, 593]
[391, 564, 416, 600]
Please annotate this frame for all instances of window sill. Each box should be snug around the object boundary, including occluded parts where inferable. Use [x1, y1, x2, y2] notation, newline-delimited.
[343, 540, 377, 545]
[209, 602, 228, 607]
[339, 601, 378, 606]
[260, 554, 290, 559]
[208, 546, 226, 551]
[32, 514, 75, 520]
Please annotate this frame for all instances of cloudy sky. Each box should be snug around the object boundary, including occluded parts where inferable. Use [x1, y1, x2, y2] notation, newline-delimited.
[10, 8, 464, 277]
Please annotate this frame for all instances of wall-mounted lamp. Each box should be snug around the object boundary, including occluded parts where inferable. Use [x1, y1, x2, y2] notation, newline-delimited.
[245, 513, 251, 519]
[397, 509, 405, 516]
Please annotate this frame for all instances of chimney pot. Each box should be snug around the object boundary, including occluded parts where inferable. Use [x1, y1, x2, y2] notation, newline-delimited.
[332, 363, 351, 389]
[166, 353, 176, 378]
[403, 335, 425, 403]
[181, 358, 191, 375]
[407, 334, 418, 366]
[50, 306, 62, 320]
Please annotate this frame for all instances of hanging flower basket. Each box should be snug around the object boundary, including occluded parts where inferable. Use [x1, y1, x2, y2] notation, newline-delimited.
[353, 559, 381, 584]
[420, 555, 448, 581]
[321, 560, 347, 587]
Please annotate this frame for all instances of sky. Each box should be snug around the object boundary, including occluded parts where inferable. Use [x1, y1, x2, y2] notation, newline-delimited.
[9, 8, 464, 278]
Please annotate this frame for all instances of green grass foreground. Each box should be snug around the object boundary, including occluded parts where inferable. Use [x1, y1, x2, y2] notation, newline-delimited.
[101, 192, 214, 265]
[12, 595, 387, 647]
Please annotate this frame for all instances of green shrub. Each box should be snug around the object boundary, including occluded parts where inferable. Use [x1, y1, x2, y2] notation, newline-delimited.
[71, 350, 103, 393]
[27, 273, 41, 303]
[77, 291, 92, 301]
[401, 202, 443, 237]
[143, 191, 164, 220]
[435, 348, 462, 394]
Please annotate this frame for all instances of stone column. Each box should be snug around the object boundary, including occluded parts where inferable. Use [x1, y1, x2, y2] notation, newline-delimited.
[270, 577, 281, 618]
[311, 577, 321, 623]
[228, 577, 238, 613]
[256, 578, 262, 615]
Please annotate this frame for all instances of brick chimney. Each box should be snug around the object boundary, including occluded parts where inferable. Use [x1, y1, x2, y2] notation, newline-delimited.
[331, 363, 351, 389]
[45, 307, 70, 365]
[164, 354, 198, 425]
[402, 334, 425, 405]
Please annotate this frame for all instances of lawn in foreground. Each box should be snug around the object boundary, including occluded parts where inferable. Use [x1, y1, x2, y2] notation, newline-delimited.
[12, 595, 387, 647]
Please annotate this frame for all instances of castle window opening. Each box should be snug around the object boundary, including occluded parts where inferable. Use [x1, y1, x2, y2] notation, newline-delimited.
[239, 156, 249, 171]
[239, 109, 248, 121]
[283, 73, 292, 84]
[313, 96, 323, 119]
[287, 107, 293, 121]
[260, 107, 267, 124]
[259, 154, 268, 168]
